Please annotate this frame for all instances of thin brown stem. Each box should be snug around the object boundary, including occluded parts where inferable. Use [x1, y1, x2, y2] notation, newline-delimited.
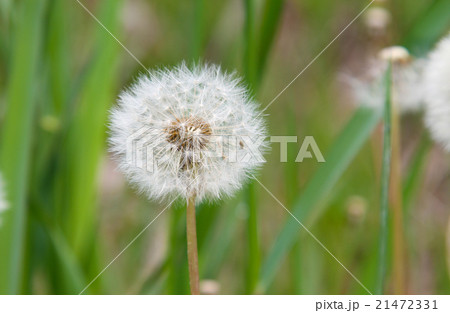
[186, 195, 200, 295]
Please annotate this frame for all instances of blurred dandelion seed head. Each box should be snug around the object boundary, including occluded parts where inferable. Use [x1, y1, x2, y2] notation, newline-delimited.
[424, 35, 450, 152]
[109, 63, 268, 202]
[364, 7, 391, 36]
[379, 46, 411, 64]
[347, 46, 425, 113]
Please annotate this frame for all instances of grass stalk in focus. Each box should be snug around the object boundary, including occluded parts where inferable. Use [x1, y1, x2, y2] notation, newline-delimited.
[390, 76, 407, 294]
[376, 65, 392, 295]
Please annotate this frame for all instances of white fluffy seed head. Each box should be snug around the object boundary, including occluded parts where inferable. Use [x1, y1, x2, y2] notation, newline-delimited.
[0, 173, 8, 226]
[109, 63, 268, 202]
[423, 35, 450, 152]
[348, 46, 425, 113]
[379, 46, 411, 63]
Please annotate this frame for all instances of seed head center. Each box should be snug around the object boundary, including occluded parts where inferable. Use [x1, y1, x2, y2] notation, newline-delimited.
[165, 117, 212, 151]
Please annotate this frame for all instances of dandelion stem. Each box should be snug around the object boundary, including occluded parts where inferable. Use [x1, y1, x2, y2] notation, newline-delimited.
[186, 195, 200, 295]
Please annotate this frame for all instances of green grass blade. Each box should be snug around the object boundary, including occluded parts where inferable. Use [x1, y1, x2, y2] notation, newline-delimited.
[167, 204, 189, 295]
[242, 0, 260, 294]
[47, 0, 70, 116]
[403, 134, 431, 210]
[285, 105, 302, 294]
[65, 0, 122, 255]
[403, 0, 450, 55]
[47, 226, 86, 293]
[0, 0, 47, 294]
[258, 106, 382, 293]
[375, 65, 392, 295]
[245, 182, 260, 293]
[254, 0, 284, 88]
[243, 0, 256, 87]
[242, 0, 285, 294]
[190, 0, 205, 60]
[201, 198, 242, 278]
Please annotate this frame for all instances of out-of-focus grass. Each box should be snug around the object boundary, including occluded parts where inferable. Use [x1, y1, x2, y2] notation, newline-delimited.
[259, 106, 382, 293]
[242, 0, 284, 294]
[0, 0, 449, 295]
[64, 0, 121, 256]
[0, 0, 47, 294]
[403, 0, 450, 55]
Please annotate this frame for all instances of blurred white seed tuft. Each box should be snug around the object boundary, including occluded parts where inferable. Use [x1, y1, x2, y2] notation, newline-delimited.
[347, 46, 425, 113]
[109, 63, 268, 202]
[378, 46, 411, 63]
[423, 35, 450, 152]
[364, 7, 391, 36]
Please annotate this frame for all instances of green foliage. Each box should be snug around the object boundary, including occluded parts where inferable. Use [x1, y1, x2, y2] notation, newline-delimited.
[0, 0, 47, 294]
[0, 0, 448, 295]
[259, 107, 382, 293]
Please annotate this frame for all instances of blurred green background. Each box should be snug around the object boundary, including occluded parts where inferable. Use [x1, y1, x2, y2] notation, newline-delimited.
[0, 0, 449, 295]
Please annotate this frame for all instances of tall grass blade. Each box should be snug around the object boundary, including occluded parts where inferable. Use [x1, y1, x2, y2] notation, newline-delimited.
[65, 0, 122, 256]
[285, 105, 302, 294]
[254, 0, 284, 88]
[242, 0, 285, 294]
[0, 0, 47, 294]
[243, 0, 256, 87]
[403, 134, 431, 210]
[47, 0, 70, 117]
[167, 205, 189, 294]
[375, 65, 392, 295]
[245, 183, 260, 293]
[403, 0, 450, 55]
[201, 199, 241, 277]
[47, 227, 86, 293]
[190, 0, 205, 61]
[242, 0, 259, 294]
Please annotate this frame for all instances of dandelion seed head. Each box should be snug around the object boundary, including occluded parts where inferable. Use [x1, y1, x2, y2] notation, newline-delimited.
[379, 46, 411, 63]
[109, 63, 268, 202]
[347, 46, 425, 113]
[423, 35, 450, 152]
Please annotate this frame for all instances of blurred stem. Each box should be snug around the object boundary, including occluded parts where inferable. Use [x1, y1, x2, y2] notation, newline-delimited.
[390, 83, 407, 294]
[186, 195, 200, 295]
[376, 65, 392, 295]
